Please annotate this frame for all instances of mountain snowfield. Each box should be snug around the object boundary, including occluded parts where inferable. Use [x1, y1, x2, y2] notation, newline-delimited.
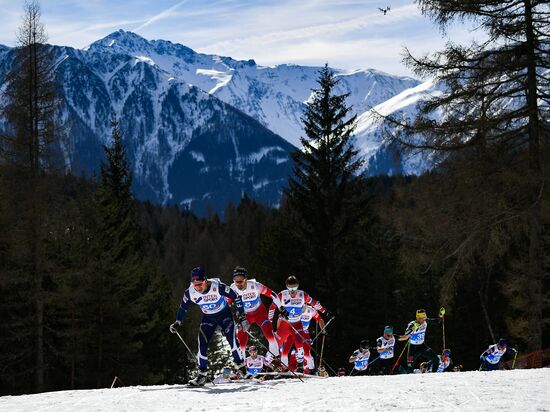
[355, 79, 444, 176]
[87, 30, 421, 148]
[0, 369, 548, 411]
[0, 30, 436, 213]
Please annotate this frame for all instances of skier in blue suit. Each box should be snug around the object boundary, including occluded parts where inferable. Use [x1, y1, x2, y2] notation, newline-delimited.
[170, 267, 247, 386]
[480, 338, 517, 371]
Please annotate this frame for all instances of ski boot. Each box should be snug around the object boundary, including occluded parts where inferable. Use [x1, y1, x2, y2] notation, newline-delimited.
[189, 370, 208, 386]
[235, 363, 248, 379]
[272, 356, 283, 369]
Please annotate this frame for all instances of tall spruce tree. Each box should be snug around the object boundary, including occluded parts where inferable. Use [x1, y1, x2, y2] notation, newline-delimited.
[0, 0, 61, 392]
[383, 0, 549, 350]
[286, 64, 366, 318]
[90, 118, 169, 386]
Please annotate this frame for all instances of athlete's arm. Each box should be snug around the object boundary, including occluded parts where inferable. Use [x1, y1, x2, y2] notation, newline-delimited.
[219, 282, 244, 315]
[269, 292, 284, 321]
[176, 289, 193, 322]
[258, 283, 283, 308]
[312, 310, 326, 330]
[480, 345, 493, 359]
[303, 292, 325, 313]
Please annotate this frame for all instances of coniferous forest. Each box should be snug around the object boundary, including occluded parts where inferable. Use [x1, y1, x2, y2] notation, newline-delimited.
[0, 0, 548, 395]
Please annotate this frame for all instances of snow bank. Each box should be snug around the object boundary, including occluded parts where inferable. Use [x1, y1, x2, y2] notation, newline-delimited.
[1, 369, 548, 412]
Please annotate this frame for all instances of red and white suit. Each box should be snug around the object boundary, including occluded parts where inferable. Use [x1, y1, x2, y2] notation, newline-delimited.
[300, 305, 323, 372]
[231, 279, 282, 357]
[269, 289, 325, 367]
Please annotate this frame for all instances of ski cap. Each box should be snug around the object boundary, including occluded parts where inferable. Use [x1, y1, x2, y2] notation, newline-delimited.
[442, 349, 451, 356]
[248, 345, 257, 352]
[233, 266, 247, 278]
[360, 339, 369, 350]
[416, 309, 427, 319]
[498, 338, 508, 347]
[191, 266, 206, 282]
[286, 275, 299, 290]
[384, 326, 393, 334]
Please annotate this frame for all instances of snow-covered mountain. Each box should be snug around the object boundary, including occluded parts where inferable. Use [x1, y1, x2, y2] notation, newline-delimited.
[0, 30, 427, 213]
[88, 31, 420, 148]
[355, 80, 445, 176]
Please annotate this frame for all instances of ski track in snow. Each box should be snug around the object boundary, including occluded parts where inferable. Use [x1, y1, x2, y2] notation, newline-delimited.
[1, 369, 549, 412]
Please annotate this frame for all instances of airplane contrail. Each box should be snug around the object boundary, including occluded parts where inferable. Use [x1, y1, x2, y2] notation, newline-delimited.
[134, 0, 191, 32]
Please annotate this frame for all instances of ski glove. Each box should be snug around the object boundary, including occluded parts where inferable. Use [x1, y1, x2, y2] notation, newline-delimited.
[238, 317, 250, 331]
[323, 310, 335, 320]
[169, 320, 181, 334]
[278, 307, 290, 319]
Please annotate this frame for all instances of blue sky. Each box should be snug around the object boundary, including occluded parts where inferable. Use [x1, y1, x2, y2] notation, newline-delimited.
[0, 0, 482, 76]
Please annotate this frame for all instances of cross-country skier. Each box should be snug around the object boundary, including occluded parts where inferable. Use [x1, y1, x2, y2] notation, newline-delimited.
[480, 338, 517, 371]
[349, 339, 371, 375]
[268, 275, 327, 368]
[436, 349, 453, 372]
[169, 267, 247, 386]
[300, 304, 326, 374]
[375, 325, 395, 375]
[244, 345, 267, 378]
[230, 266, 288, 362]
[398, 309, 441, 372]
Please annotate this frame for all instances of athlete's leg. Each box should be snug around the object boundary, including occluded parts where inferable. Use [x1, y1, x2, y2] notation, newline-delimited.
[259, 319, 280, 356]
[197, 319, 216, 371]
[280, 323, 296, 367]
[380, 358, 393, 375]
[410, 344, 424, 372]
[423, 347, 439, 372]
[302, 332, 314, 371]
[291, 321, 305, 353]
[413, 344, 438, 372]
[220, 315, 243, 365]
[249, 305, 280, 357]
[236, 313, 252, 355]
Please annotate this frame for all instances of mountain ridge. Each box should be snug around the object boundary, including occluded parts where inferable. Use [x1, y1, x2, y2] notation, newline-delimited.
[0, 30, 430, 214]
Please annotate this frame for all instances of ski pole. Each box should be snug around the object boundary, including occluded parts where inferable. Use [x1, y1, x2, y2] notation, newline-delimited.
[311, 316, 335, 345]
[391, 340, 410, 374]
[242, 328, 304, 382]
[287, 320, 338, 376]
[175, 330, 196, 362]
[319, 333, 326, 371]
[369, 355, 380, 365]
[512, 351, 518, 369]
[439, 307, 446, 349]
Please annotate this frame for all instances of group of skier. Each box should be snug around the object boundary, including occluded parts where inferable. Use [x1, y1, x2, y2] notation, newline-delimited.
[169, 266, 331, 386]
[348, 309, 518, 376]
[348, 309, 452, 376]
[169, 266, 519, 386]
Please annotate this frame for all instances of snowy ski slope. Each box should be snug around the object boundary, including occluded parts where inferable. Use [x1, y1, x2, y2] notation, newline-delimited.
[1, 369, 549, 412]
